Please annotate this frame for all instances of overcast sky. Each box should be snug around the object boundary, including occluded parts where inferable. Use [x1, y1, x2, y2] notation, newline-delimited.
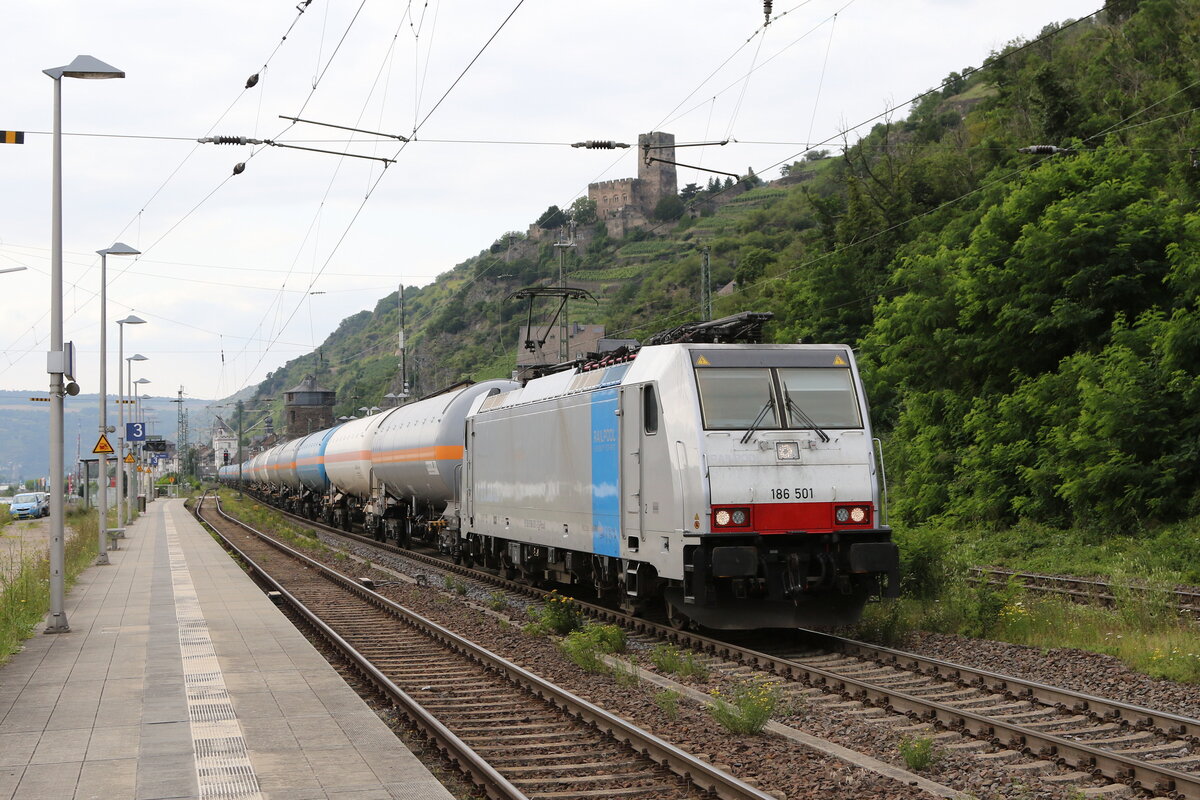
[0, 0, 1100, 404]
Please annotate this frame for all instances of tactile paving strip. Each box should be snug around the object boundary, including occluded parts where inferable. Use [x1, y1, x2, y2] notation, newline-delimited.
[167, 516, 264, 800]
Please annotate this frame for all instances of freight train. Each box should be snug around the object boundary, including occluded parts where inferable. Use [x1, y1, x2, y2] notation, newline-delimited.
[219, 313, 899, 629]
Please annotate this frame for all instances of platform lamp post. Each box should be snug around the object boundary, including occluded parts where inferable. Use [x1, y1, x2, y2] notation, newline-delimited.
[133, 377, 150, 517]
[116, 323, 146, 529]
[96, 244, 139, 566]
[43, 55, 126, 635]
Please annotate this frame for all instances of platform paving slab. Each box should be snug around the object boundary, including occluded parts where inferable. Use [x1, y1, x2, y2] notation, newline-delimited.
[0, 498, 455, 800]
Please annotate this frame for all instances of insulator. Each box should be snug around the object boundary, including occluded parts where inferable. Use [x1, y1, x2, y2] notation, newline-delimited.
[209, 136, 249, 145]
[245, 73, 260, 89]
[1018, 145, 1068, 155]
[232, 162, 246, 176]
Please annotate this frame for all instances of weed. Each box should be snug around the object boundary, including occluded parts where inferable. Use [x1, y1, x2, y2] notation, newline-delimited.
[559, 624, 628, 674]
[527, 591, 582, 635]
[612, 655, 641, 687]
[708, 677, 781, 735]
[655, 689, 682, 720]
[650, 643, 708, 680]
[899, 735, 938, 771]
[488, 591, 508, 611]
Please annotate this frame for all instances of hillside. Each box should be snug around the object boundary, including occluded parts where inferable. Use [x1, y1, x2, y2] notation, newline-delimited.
[251, 0, 1200, 535]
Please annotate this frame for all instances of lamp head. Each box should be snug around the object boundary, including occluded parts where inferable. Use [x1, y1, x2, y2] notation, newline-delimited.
[128, 353, 148, 362]
[135, 378, 150, 385]
[44, 55, 125, 80]
[98, 242, 140, 257]
[116, 315, 146, 326]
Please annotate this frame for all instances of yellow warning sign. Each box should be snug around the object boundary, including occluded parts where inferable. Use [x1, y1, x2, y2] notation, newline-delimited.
[832, 355, 847, 366]
[124, 453, 136, 464]
[92, 434, 115, 454]
[696, 355, 711, 366]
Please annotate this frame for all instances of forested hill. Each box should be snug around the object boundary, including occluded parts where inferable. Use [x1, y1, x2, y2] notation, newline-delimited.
[252, 0, 1200, 533]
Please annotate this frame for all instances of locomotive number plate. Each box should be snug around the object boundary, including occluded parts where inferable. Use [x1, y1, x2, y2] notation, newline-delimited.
[770, 487, 815, 501]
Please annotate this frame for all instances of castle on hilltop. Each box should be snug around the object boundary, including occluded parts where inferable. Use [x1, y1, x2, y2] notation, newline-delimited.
[587, 131, 677, 237]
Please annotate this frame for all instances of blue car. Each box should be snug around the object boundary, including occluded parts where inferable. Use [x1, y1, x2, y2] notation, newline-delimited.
[10, 493, 48, 520]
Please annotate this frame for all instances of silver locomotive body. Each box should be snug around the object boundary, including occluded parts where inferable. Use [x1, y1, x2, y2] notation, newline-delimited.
[460, 343, 898, 629]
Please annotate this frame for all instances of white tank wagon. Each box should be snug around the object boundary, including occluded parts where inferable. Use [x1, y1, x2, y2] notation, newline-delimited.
[368, 380, 519, 545]
[459, 341, 899, 629]
[323, 411, 396, 530]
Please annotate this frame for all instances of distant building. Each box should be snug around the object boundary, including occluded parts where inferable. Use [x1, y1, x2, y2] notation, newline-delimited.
[283, 375, 336, 438]
[587, 132, 677, 237]
[211, 417, 236, 468]
[517, 323, 607, 367]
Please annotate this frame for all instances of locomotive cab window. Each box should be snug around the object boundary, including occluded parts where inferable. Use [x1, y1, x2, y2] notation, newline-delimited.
[643, 385, 658, 434]
[695, 365, 862, 431]
[695, 368, 781, 430]
[778, 368, 862, 429]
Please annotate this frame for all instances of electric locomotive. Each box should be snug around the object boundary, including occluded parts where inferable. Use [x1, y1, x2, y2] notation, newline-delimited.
[456, 314, 898, 629]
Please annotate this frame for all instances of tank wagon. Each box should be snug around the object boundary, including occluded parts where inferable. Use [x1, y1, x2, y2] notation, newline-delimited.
[223, 313, 899, 629]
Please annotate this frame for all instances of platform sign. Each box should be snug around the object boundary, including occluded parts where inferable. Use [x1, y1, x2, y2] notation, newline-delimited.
[124, 453, 136, 464]
[126, 422, 147, 442]
[92, 434, 114, 454]
[150, 455, 159, 467]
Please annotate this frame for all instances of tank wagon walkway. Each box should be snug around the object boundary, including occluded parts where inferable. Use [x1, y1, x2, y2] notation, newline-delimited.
[0, 498, 454, 800]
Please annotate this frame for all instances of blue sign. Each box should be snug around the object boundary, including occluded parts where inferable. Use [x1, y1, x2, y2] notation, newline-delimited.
[126, 422, 146, 442]
[150, 455, 159, 467]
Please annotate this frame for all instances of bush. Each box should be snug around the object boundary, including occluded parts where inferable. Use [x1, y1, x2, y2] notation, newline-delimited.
[528, 591, 582, 635]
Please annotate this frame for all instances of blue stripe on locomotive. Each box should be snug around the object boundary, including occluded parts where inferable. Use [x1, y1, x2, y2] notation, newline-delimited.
[590, 388, 620, 558]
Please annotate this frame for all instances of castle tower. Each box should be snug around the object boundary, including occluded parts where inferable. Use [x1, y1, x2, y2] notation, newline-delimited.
[636, 131, 677, 211]
[283, 375, 336, 438]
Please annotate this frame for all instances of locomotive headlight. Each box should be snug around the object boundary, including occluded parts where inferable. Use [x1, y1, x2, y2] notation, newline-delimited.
[713, 507, 750, 528]
[776, 441, 800, 460]
[835, 505, 871, 525]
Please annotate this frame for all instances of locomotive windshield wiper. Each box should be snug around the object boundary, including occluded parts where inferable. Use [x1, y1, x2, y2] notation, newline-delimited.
[785, 393, 830, 442]
[740, 396, 775, 444]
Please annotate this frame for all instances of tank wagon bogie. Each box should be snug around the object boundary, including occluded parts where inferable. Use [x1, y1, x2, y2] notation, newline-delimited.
[218, 324, 898, 630]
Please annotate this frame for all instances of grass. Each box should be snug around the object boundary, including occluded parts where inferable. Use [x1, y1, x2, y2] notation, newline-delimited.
[487, 590, 508, 611]
[855, 546, 1200, 682]
[0, 506, 98, 664]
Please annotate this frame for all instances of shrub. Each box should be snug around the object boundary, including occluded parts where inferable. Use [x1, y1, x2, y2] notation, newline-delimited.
[559, 624, 625, 673]
[487, 590, 508, 611]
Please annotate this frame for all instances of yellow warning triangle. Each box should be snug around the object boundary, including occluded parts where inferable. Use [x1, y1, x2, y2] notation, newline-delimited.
[92, 434, 115, 454]
[696, 355, 711, 366]
[832, 355, 847, 366]
[124, 453, 136, 464]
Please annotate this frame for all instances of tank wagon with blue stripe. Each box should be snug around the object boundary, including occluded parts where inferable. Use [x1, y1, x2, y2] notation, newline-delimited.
[222, 313, 899, 629]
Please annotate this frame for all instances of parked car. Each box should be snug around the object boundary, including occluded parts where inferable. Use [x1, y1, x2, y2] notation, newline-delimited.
[10, 493, 48, 520]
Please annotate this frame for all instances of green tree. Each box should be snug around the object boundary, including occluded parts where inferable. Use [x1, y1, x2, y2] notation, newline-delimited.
[536, 205, 567, 229]
[569, 197, 597, 225]
[652, 194, 685, 221]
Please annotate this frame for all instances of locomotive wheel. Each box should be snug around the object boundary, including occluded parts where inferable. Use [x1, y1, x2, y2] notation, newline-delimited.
[666, 600, 689, 630]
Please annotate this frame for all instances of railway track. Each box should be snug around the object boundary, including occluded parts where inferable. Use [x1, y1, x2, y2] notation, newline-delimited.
[224, 491, 1200, 798]
[971, 567, 1200, 616]
[193, 493, 775, 800]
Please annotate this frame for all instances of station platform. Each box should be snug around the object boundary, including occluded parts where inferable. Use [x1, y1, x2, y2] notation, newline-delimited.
[0, 498, 455, 800]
